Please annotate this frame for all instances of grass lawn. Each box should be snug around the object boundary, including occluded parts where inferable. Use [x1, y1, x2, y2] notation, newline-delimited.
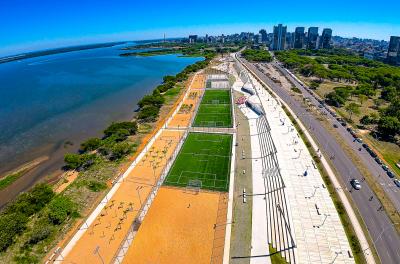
[0, 170, 25, 190]
[193, 89, 232, 127]
[269, 244, 288, 264]
[365, 134, 400, 177]
[164, 132, 232, 192]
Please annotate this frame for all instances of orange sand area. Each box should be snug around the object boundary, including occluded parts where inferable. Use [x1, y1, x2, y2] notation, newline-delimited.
[54, 171, 79, 193]
[123, 187, 228, 264]
[168, 74, 205, 128]
[62, 130, 184, 264]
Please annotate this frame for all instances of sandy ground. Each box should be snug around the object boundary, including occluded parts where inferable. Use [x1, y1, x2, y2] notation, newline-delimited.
[168, 74, 205, 128]
[62, 130, 184, 264]
[54, 171, 79, 193]
[122, 187, 227, 264]
[60, 74, 206, 263]
[258, 63, 293, 90]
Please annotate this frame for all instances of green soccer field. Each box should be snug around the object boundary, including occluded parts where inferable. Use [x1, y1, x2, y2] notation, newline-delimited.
[164, 132, 232, 192]
[193, 89, 232, 127]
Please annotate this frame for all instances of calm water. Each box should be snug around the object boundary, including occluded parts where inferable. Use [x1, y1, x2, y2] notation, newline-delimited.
[0, 44, 202, 175]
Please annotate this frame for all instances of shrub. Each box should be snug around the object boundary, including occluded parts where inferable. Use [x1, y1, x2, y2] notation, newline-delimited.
[64, 153, 96, 170]
[26, 223, 53, 245]
[138, 105, 160, 121]
[87, 181, 107, 192]
[309, 80, 321, 89]
[103, 122, 137, 138]
[80, 138, 102, 152]
[110, 142, 134, 160]
[5, 184, 54, 216]
[138, 94, 165, 108]
[0, 213, 28, 251]
[47, 196, 77, 225]
[64, 153, 83, 170]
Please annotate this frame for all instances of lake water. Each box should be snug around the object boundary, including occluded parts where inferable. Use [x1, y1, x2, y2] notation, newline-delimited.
[0, 43, 201, 183]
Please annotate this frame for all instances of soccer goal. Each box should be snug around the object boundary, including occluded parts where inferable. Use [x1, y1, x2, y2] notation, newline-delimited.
[185, 179, 202, 194]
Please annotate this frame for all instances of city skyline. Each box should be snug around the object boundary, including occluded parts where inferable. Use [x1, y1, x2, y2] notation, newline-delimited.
[1, 0, 400, 56]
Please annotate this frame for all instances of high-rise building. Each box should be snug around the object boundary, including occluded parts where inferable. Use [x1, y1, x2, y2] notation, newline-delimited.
[387, 36, 400, 65]
[285, 32, 294, 49]
[320, 28, 333, 49]
[294, 27, 305, 49]
[189, 35, 198, 43]
[272, 24, 287, 50]
[259, 29, 268, 43]
[307, 27, 319, 49]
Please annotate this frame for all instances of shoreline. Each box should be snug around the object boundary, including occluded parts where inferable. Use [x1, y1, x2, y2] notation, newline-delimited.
[0, 52, 205, 209]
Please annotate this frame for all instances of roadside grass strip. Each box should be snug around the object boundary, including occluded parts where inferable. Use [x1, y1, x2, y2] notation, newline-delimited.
[164, 132, 232, 192]
[193, 90, 232, 127]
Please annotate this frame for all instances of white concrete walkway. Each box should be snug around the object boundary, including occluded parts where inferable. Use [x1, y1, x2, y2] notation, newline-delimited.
[230, 58, 355, 263]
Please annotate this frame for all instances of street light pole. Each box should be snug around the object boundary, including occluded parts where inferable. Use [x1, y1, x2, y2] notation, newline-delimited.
[93, 246, 105, 264]
[136, 186, 143, 207]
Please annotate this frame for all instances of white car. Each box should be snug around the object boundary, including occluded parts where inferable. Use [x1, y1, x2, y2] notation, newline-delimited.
[350, 179, 361, 190]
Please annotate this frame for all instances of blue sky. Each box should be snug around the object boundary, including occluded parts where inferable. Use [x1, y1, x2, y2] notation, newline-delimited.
[1, 0, 400, 56]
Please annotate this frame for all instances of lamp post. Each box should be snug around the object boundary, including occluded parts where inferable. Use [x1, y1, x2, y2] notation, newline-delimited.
[93, 246, 105, 264]
[136, 186, 143, 207]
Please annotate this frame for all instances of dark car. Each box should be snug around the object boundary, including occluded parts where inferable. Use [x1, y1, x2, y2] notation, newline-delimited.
[375, 157, 383, 165]
[341, 122, 347, 127]
[350, 179, 361, 190]
[369, 151, 378, 158]
[382, 165, 389, 171]
[387, 171, 395, 178]
[346, 127, 352, 132]
[333, 124, 338, 128]
[394, 179, 400, 188]
[362, 143, 368, 148]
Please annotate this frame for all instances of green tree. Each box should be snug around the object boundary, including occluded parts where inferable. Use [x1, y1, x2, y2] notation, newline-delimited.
[80, 138, 101, 152]
[47, 196, 77, 225]
[345, 103, 360, 121]
[0, 213, 28, 251]
[64, 153, 96, 170]
[103, 122, 137, 137]
[110, 142, 134, 160]
[137, 105, 160, 121]
[64, 153, 83, 170]
[378, 116, 400, 137]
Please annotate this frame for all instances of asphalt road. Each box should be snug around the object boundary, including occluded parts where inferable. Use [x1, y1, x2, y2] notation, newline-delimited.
[239, 57, 400, 264]
[271, 61, 400, 211]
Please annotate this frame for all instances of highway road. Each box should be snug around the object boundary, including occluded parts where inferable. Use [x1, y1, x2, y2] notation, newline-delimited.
[239, 57, 400, 264]
[271, 61, 400, 211]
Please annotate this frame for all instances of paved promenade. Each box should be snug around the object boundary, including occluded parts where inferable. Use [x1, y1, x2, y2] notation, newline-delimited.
[231, 59, 354, 263]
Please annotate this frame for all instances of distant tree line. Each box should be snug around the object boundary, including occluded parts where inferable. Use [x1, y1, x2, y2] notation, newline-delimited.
[242, 48, 272, 62]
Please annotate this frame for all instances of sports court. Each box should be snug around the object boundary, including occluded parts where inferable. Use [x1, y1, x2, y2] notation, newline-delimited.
[122, 187, 228, 264]
[164, 132, 232, 192]
[193, 89, 232, 128]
